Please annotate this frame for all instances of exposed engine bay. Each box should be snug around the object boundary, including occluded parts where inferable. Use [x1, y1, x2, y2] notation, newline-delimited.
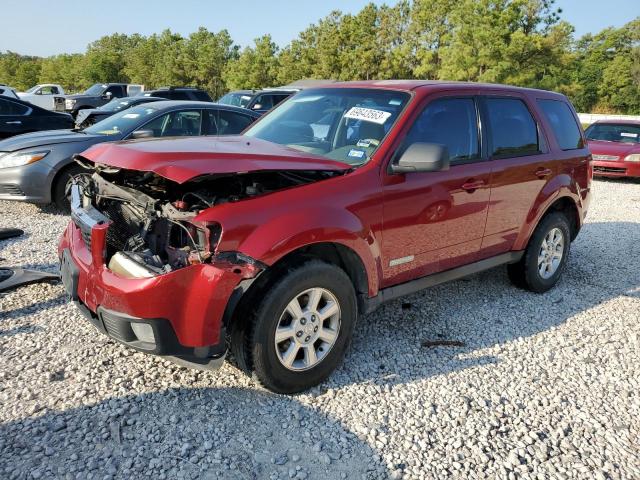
[73, 160, 342, 278]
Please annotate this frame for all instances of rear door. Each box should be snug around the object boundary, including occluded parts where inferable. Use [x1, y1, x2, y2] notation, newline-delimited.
[0, 98, 32, 139]
[381, 92, 492, 286]
[479, 94, 555, 258]
[205, 109, 256, 135]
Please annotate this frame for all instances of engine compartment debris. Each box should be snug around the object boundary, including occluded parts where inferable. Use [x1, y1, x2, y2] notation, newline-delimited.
[73, 161, 341, 277]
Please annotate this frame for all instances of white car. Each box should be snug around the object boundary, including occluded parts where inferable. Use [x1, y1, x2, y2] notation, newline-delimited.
[0, 85, 19, 99]
[17, 84, 65, 110]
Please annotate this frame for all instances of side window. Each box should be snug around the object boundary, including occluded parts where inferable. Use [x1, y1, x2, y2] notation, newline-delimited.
[0, 98, 29, 115]
[136, 110, 202, 137]
[252, 94, 273, 111]
[485, 98, 539, 158]
[215, 110, 255, 135]
[105, 85, 125, 98]
[402, 98, 480, 163]
[272, 94, 289, 107]
[51, 86, 60, 95]
[41, 86, 56, 95]
[537, 99, 583, 150]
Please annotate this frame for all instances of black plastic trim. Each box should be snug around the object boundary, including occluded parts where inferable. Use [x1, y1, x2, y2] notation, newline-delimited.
[361, 251, 523, 314]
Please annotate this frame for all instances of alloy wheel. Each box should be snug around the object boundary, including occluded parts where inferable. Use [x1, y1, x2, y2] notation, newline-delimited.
[274, 287, 341, 371]
[538, 227, 565, 279]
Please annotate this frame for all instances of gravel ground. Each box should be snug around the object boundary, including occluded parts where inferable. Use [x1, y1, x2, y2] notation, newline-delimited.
[1, 178, 639, 480]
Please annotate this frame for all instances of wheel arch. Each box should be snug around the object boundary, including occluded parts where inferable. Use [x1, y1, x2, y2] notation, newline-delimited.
[515, 192, 581, 250]
[49, 159, 80, 203]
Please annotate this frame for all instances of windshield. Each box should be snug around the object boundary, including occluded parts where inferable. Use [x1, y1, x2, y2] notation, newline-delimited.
[586, 123, 640, 144]
[98, 98, 134, 112]
[244, 88, 410, 165]
[218, 92, 253, 108]
[83, 106, 158, 136]
[84, 84, 106, 96]
[26, 85, 41, 94]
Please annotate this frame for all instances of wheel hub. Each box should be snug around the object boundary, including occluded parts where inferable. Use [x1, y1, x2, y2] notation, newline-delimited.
[294, 313, 320, 344]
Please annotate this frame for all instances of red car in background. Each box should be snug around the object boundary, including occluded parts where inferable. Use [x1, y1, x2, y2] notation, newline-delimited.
[586, 120, 640, 178]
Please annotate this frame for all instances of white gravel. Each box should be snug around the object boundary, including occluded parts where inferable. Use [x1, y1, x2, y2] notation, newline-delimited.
[1, 178, 639, 480]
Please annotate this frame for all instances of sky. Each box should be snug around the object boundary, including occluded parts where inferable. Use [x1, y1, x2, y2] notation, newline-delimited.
[0, 0, 637, 57]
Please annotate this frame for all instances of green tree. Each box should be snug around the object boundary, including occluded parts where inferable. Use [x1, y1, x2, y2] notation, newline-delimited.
[573, 18, 640, 113]
[223, 35, 279, 90]
[84, 33, 141, 84]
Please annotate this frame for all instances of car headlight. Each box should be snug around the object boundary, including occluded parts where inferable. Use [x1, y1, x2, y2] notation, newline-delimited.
[65, 99, 76, 109]
[624, 154, 640, 162]
[0, 151, 49, 169]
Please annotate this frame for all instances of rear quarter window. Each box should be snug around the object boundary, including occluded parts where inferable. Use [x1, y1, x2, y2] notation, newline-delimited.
[537, 99, 583, 150]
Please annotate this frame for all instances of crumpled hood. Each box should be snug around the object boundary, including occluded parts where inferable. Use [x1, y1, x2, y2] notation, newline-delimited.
[0, 130, 102, 152]
[588, 140, 640, 158]
[79, 136, 351, 183]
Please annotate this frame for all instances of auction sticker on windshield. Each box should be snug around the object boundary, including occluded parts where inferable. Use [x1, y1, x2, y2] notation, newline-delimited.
[345, 107, 392, 125]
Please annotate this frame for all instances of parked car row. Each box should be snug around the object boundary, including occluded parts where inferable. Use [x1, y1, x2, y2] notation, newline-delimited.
[0, 101, 259, 208]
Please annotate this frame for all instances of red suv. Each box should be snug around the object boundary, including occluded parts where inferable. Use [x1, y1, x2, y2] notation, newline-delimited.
[59, 81, 591, 393]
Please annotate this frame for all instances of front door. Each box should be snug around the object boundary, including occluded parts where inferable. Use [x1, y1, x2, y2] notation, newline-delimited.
[381, 95, 491, 287]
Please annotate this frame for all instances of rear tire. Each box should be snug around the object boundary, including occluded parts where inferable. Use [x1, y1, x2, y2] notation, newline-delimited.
[231, 260, 357, 394]
[507, 211, 571, 293]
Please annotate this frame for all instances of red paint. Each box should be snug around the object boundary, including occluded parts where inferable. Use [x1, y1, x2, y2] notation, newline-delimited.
[60, 81, 591, 348]
[80, 136, 349, 184]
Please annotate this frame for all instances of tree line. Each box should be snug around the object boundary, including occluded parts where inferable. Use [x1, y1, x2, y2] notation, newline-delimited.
[1, 0, 638, 114]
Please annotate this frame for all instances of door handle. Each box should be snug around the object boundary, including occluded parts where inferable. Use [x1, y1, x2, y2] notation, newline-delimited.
[461, 179, 485, 192]
[535, 167, 553, 178]
[5, 121, 22, 125]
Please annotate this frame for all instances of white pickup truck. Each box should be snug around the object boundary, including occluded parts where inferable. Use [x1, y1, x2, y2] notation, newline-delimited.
[17, 84, 65, 110]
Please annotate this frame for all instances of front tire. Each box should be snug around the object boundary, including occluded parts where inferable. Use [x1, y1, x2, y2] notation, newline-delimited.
[53, 165, 87, 212]
[232, 260, 357, 394]
[508, 211, 571, 293]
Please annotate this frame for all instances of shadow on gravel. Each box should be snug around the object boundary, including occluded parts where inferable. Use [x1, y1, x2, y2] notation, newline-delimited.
[1, 293, 66, 321]
[0, 388, 388, 480]
[0, 324, 43, 337]
[328, 220, 640, 389]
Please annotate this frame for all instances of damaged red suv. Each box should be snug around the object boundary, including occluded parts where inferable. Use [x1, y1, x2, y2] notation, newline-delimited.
[59, 81, 591, 393]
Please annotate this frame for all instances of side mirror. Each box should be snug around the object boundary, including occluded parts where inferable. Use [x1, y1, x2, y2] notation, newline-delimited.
[130, 129, 154, 139]
[103, 92, 113, 100]
[390, 142, 450, 174]
[251, 103, 262, 110]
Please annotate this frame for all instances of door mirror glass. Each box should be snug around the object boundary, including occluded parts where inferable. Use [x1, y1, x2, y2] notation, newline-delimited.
[391, 143, 450, 174]
[104, 92, 113, 100]
[130, 129, 154, 139]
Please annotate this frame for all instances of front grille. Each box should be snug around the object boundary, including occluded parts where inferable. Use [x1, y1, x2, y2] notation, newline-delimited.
[0, 184, 25, 196]
[594, 166, 626, 174]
